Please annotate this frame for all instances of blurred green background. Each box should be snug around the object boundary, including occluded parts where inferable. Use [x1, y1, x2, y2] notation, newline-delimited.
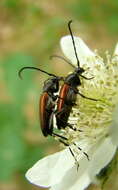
[0, 0, 118, 190]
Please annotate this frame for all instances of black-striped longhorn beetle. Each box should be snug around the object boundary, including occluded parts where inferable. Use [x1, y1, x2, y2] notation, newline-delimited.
[18, 20, 100, 168]
[50, 21, 99, 132]
[18, 66, 86, 167]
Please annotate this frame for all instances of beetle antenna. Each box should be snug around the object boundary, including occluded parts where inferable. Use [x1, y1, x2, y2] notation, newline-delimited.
[50, 55, 76, 69]
[18, 66, 57, 79]
[68, 20, 80, 67]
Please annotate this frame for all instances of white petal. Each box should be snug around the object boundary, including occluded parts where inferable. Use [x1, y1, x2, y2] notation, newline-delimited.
[71, 174, 90, 190]
[50, 173, 90, 190]
[25, 148, 75, 188]
[114, 42, 118, 55]
[49, 152, 91, 190]
[88, 137, 117, 181]
[50, 140, 97, 190]
[60, 35, 100, 67]
[110, 106, 118, 146]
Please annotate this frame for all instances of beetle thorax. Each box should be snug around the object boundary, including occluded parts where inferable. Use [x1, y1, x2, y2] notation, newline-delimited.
[65, 73, 81, 87]
[75, 67, 85, 74]
[43, 77, 59, 93]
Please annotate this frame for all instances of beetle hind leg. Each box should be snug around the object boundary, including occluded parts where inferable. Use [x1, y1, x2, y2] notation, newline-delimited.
[57, 138, 79, 170]
[73, 142, 90, 161]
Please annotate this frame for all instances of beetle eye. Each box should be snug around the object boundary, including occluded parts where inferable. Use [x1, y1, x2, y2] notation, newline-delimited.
[52, 79, 56, 83]
[77, 67, 85, 73]
[81, 68, 85, 73]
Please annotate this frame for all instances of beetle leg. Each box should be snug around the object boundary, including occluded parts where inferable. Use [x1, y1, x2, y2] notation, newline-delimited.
[48, 111, 73, 137]
[56, 108, 81, 132]
[52, 132, 68, 141]
[76, 91, 100, 101]
[58, 139, 79, 170]
[80, 74, 94, 80]
[66, 122, 82, 132]
[52, 134, 88, 169]
[69, 147, 79, 171]
[69, 86, 100, 101]
[73, 142, 90, 161]
[55, 107, 66, 117]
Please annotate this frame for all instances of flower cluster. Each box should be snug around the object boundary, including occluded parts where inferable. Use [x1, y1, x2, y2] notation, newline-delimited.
[25, 35, 118, 190]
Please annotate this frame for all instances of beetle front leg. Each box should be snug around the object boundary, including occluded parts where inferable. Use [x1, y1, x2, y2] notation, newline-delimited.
[53, 136, 79, 170]
[76, 90, 100, 101]
[55, 108, 81, 132]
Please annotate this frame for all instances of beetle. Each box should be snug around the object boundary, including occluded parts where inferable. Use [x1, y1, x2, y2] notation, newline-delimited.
[18, 66, 64, 137]
[18, 20, 97, 163]
[18, 66, 82, 166]
[55, 20, 99, 130]
[18, 65, 80, 134]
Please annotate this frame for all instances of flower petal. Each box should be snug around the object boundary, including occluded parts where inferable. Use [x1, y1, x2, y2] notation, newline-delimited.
[25, 148, 75, 188]
[49, 140, 97, 190]
[114, 42, 118, 56]
[88, 137, 117, 181]
[110, 106, 118, 146]
[49, 153, 91, 190]
[60, 35, 100, 67]
[50, 173, 90, 190]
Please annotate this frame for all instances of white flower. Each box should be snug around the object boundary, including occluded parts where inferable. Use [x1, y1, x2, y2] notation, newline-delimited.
[114, 43, 118, 56]
[25, 36, 118, 190]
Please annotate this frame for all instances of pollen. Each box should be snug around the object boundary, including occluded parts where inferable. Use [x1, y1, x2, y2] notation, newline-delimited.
[61, 52, 118, 146]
